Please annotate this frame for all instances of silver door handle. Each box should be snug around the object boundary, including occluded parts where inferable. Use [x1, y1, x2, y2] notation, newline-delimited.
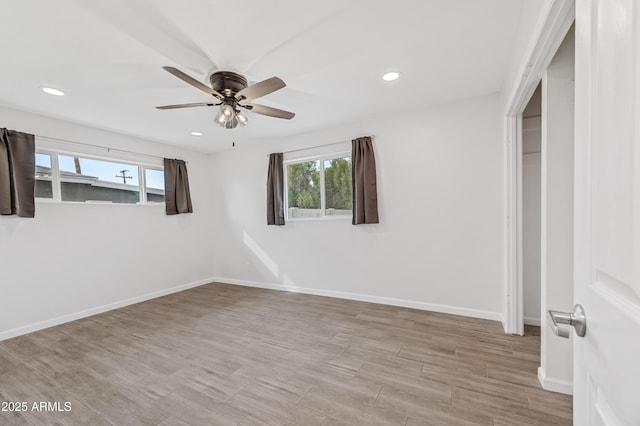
[547, 304, 587, 338]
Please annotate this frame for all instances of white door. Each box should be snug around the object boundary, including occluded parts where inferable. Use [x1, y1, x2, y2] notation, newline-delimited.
[573, 0, 640, 424]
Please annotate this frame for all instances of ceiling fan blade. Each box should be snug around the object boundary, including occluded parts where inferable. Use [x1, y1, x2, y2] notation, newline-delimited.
[79, 2, 217, 76]
[235, 77, 286, 101]
[245, 103, 295, 120]
[163, 66, 224, 98]
[156, 102, 214, 110]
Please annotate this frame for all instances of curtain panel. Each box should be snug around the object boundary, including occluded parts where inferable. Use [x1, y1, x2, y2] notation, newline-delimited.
[163, 158, 193, 215]
[351, 136, 379, 224]
[0, 129, 35, 218]
[267, 152, 285, 225]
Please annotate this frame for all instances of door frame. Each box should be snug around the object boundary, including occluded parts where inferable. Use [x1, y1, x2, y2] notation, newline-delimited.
[503, 0, 575, 335]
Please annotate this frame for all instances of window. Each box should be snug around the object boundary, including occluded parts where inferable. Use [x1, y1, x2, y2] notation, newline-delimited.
[144, 168, 165, 203]
[35, 153, 53, 199]
[59, 154, 140, 203]
[34, 150, 164, 205]
[323, 157, 353, 215]
[285, 153, 352, 220]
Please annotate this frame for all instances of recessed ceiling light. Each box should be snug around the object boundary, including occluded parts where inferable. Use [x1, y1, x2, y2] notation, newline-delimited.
[41, 87, 65, 96]
[382, 71, 400, 82]
[191, 131, 203, 136]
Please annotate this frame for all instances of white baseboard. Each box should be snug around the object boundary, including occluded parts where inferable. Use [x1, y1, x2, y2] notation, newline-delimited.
[213, 277, 503, 322]
[524, 316, 541, 326]
[0, 277, 216, 342]
[538, 366, 573, 395]
[0, 276, 504, 342]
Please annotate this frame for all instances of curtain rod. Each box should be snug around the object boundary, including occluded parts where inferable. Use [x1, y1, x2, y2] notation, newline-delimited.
[34, 134, 168, 162]
[266, 135, 375, 158]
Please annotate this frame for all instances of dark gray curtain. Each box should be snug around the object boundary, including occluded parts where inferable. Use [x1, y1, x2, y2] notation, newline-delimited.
[0, 129, 35, 218]
[267, 152, 285, 225]
[352, 136, 379, 224]
[163, 158, 193, 215]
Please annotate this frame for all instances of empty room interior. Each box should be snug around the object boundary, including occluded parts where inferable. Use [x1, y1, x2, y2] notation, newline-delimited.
[1, 1, 639, 425]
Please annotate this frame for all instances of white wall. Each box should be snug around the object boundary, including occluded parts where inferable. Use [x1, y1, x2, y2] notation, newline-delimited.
[540, 27, 574, 394]
[0, 107, 215, 340]
[208, 94, 505, 320]
[522, 118, 541, 325]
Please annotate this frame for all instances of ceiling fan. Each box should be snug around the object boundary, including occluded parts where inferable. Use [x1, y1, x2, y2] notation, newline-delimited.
[156, 67, 295, 129]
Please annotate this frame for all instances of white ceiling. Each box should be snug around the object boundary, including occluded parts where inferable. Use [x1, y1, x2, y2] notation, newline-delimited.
[0, 0, 525, 153]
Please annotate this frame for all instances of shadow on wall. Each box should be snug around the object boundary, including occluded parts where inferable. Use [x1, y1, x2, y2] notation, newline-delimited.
[0, 216, 32, 238]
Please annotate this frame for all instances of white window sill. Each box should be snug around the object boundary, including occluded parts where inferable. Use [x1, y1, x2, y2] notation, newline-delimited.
[35, 199, 164, 207]
[286, 215, 352, 222]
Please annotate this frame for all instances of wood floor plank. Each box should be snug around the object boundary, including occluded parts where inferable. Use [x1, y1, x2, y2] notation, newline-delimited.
[0, 282, 572, 425]
[374, 385, 493, 426]
[341, 346, 424, 376]
[229, 382, 325, 426]
[486, 366, 541, 388]
[0, 368, 109, 426]
[452, 387, 571, 426]
[158, 384, 247, 426]
[525, 386, 573, 420]
[357, 363, 453, 402]
[158, 415, 192, 426]
[295, 368, 382, 405]
[297, 384, 406, 426]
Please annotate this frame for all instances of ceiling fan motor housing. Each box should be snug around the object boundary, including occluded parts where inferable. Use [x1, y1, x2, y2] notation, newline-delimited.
[209, 71, 248, 98]
[157, 66, 295, 123]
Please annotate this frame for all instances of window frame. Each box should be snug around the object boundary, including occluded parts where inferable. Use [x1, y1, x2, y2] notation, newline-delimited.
[283, 150, 352, 222]
[34, 148, 165, 206]
[142, 167, 166, 205]
[34, 149, 60, 203]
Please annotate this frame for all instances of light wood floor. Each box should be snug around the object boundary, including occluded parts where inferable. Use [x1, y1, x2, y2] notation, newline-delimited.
[0, 283, 572, 425]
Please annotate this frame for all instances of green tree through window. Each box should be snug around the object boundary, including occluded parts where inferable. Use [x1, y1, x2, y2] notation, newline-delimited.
[324, 158, 352, 210]
[287, 160, 320, 209]
[286, 155, 352, 219]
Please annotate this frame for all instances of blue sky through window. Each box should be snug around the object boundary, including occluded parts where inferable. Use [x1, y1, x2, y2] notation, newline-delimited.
[59, 155, 139, 186]
[145, 169, 164, 191]
[35, 153, 51, 168]
[55, 155, 164, 190]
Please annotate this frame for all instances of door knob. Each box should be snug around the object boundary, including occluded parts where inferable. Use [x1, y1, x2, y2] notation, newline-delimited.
[547, 304, 587, 338]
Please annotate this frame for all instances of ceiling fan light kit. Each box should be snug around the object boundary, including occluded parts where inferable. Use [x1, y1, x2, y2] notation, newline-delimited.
[157, 67, 295, 130]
